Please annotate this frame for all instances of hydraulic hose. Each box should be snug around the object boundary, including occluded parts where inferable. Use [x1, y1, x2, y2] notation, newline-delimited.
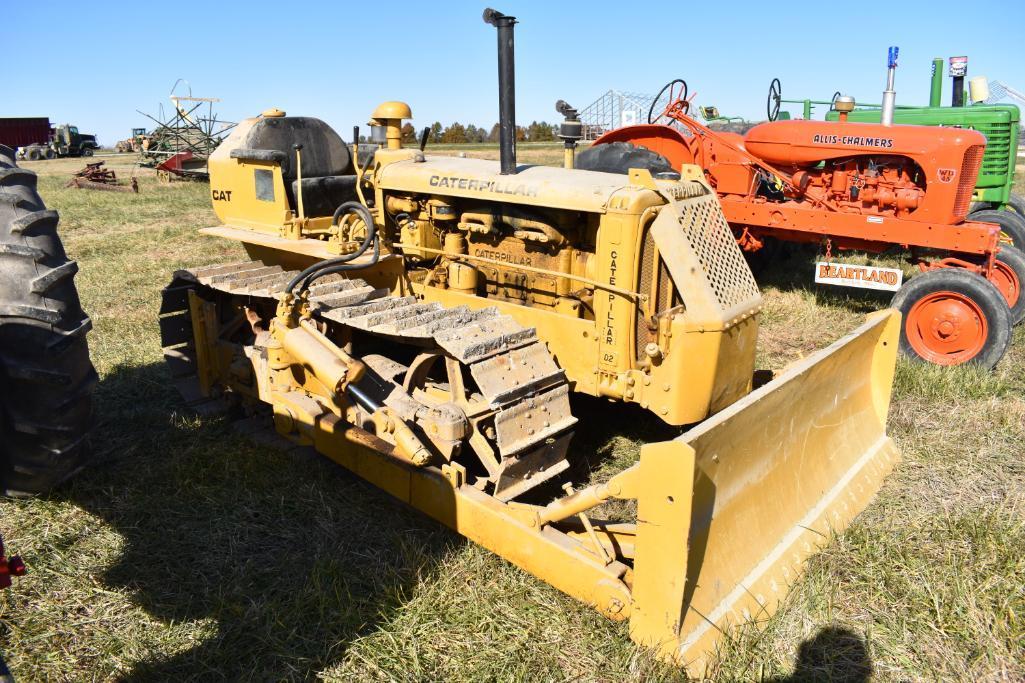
[300, 236, 380, 291]
[284, 202, 378, 294]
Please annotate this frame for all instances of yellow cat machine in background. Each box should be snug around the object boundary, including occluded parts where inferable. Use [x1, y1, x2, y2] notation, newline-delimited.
[159, 8, 901, 671]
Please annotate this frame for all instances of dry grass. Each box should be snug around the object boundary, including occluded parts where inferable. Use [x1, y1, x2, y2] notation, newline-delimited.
[0, 149, 1022, 682]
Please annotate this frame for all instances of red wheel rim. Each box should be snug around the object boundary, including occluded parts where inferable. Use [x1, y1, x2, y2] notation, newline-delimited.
[990, 259, 1021, 308]
[905, 290, 988, 365]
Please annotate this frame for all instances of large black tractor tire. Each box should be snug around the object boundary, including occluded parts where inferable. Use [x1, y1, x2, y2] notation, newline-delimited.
[968, 207, 1025, 251]
[1007, 192, 1025, 217]
[890, 269, 1011, 370]
[970, 193, 1025, 217]
[0, 144, 96, 496]
[575, 141, 675, 176]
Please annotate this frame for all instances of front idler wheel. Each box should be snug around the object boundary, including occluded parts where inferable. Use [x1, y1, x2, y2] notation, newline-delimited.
[891, 269, 1012, 369]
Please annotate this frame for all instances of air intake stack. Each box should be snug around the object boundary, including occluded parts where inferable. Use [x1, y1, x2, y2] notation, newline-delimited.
[880, 46, 899, 126]
[483, 8, 518, 174]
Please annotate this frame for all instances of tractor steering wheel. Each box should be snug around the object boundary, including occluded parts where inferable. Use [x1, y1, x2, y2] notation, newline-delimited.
[767, 78, 782, 121]
[649, 79, 689, 124]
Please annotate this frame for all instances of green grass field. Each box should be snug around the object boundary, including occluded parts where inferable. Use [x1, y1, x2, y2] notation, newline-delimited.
[0, 150, 1022, 681]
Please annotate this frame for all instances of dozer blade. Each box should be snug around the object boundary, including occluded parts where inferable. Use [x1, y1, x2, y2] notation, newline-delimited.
[628, 309, 901, 670]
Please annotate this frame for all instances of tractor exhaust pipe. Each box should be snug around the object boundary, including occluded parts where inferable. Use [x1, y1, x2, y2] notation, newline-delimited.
[880, 46, 899, 126]
[484, 8, 517, 174]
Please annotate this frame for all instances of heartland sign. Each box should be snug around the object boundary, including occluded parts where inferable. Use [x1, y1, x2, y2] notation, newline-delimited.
[814, 262, 904, 292]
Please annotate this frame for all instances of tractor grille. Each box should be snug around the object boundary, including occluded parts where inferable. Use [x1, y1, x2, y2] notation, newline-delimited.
[973, 121, 1013, 178]
[635, 227, 679, 360]
[677, 193, 760, 313]
[954, 145, 985, 217]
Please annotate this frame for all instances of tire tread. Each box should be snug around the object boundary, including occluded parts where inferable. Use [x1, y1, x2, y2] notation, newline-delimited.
[0, 143, 95, 496]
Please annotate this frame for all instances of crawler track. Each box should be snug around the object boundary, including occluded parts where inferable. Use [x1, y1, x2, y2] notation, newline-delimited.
[159, 260, 577, 499]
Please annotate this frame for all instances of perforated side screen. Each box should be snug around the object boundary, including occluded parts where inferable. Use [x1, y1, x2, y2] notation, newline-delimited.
[676, 194, 760, 313]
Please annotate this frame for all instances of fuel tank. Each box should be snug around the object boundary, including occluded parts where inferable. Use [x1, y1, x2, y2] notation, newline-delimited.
[743, 119, 986, 168]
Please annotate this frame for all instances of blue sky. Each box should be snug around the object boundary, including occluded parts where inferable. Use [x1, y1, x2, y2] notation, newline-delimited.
[4, 0, 1024, 146]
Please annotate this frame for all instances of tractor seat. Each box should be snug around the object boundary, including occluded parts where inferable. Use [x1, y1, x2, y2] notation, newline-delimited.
[700, 106, 720, 120]
[293, 176, 359, 217]
[237, 115, 358, 217]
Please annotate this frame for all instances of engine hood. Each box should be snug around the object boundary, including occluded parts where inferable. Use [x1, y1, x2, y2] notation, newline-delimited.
[743, 119, 986, 167]
[376, 155, 653, 213]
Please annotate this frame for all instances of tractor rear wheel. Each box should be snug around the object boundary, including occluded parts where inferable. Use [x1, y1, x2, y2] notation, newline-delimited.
[575, 141, 675, 176]
[971, 193, 1025, 217]
[891, 269, 1011, 369]
[968, 208, 1025, 251]
[989, 246, 1025, 324]
[1007, 192, 1025, 217]
[0, 144, 96, 496]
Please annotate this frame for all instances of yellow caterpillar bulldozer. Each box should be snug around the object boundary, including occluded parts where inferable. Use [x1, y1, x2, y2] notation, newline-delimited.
[158, 8, 901, 670]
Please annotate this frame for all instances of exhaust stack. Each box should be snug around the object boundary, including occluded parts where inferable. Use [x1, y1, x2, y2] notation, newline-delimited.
[483, 8, 517, 174]
[929, 57, 944, 107]
[880, 46, 899, 126]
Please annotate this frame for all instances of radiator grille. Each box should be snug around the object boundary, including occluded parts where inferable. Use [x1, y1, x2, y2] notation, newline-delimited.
[973, 121, 1012, 177]
[954, 145, 985, 218]
[635, 228, 677, 360]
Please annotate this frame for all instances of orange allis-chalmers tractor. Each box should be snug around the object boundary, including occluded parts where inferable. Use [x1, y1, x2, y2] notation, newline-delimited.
[579, 78, 1025, 369]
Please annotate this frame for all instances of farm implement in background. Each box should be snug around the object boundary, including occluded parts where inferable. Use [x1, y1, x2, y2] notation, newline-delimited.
[65, 161, 138, 193]
[153, 150, 208, 182]
[136, 82, 235, 182]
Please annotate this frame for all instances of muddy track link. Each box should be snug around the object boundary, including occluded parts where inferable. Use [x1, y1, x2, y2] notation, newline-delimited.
[159, 260, 577, 500]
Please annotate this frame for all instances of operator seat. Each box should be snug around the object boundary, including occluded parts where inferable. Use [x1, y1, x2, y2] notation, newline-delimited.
[237, 116, 358, 217]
